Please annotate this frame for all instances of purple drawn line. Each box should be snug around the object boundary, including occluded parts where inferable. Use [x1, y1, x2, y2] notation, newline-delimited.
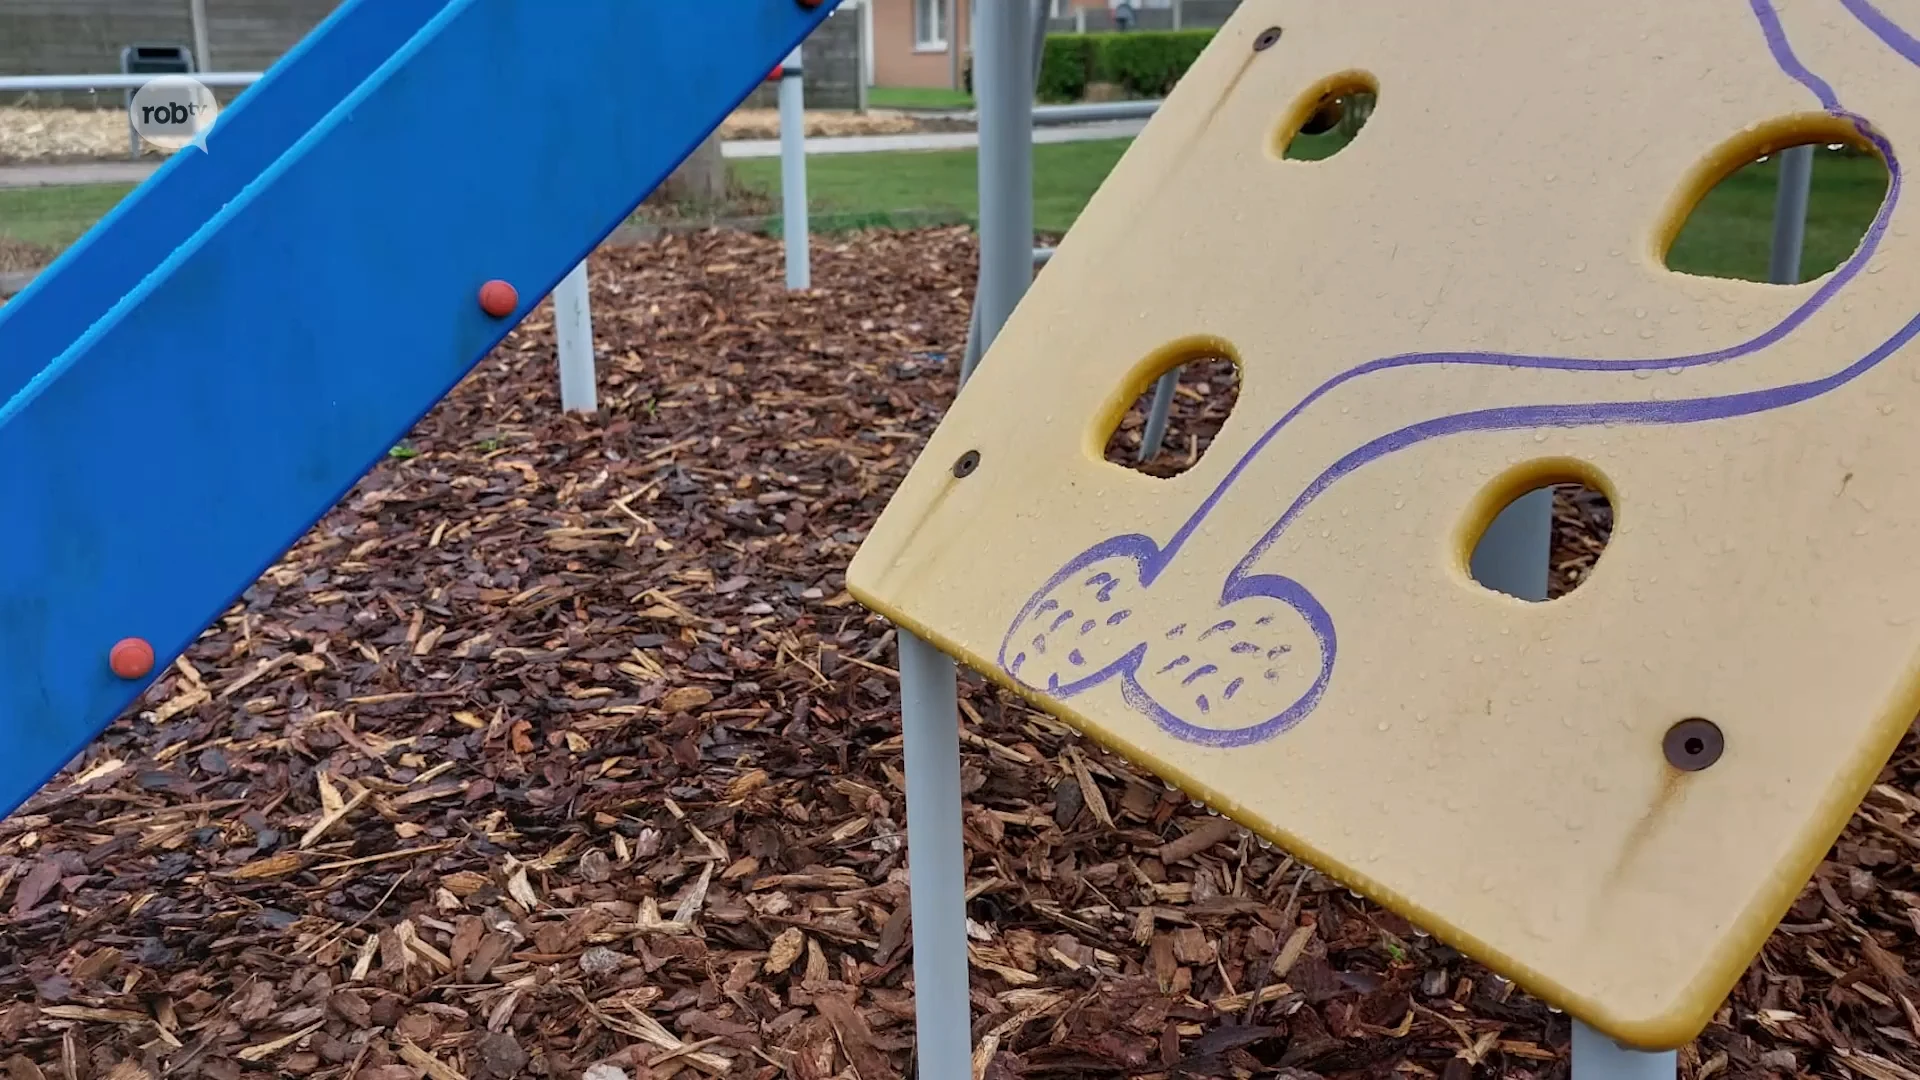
[995, 0, 1916, 749]
[1182, 664, 1219, 686]
[1837, 0, 1920, 66]
[1751, 0, 1844, 107]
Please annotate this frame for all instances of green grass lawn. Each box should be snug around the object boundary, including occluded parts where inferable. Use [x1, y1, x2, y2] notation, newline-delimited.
[733, 138, 1131, 234]
[0, 182, 137, 251]
[866, 86, 975, 110]
[1667, 146, 1885, 281]
[0, 143, 1889, 288]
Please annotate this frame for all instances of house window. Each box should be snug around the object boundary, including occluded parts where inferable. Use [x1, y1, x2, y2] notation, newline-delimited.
[914, 0, 948, 51]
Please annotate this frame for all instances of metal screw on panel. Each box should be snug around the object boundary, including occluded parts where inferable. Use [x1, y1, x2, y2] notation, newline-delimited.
[952, 450, 981, 478]
[1663, 718, 1724, 772]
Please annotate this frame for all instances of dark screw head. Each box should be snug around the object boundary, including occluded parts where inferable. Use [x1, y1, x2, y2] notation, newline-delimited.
[1254, 26, 1283, 51]
[952, 450, 981, 478]
[1663, 718, 1724, 772]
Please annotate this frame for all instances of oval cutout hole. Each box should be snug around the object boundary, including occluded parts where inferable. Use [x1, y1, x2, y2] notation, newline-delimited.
[1467, 479, 1614, 600]
[1102, 352, 1241, 478]
[1664, 124, 1889, 283]
[1277, 73, 1377, 161]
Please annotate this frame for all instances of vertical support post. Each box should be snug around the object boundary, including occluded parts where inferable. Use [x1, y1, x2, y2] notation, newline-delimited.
[1769, 144, 1814, 285]
[189, 0, 213, 73]
[1137, 370, 1180, 463]
[779, 45, 811, 290]
[898, 9, 1037, 1078]
[1173, 0, 1184, 31]
[555, 260, 597, 413]
[1469, 488, 1552, 602]
[1029, 0, 1048, 97]
[975, 0, 1034, 347]
[1571, 1021, 1675, 1080]
[898, 631, 972, 1080]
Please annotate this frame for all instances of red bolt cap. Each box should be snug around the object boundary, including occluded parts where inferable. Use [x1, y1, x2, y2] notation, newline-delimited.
[478, 280, 519, 318]
[110, 638, 155, 680]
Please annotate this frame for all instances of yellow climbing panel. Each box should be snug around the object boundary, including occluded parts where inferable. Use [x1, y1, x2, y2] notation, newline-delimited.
[849, 0, 1920, 1052]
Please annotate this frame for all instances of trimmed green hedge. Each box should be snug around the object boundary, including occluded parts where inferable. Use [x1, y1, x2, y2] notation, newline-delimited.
[1088, 30, 1214, 98]
[968, 29, 1217, 102]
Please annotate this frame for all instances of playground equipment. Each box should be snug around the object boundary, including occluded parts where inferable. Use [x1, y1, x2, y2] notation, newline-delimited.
[854, 1, 1920, 1078]
[0, 1, 1889, 1078]
[0, 0, 833, 814]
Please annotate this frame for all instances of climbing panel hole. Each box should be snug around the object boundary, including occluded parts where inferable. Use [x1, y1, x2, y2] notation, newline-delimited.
[1664, 129, 1888, 283]
[1102, 352, 1241, 478]
[1465, 478, 1613, 600]
[1276, 73, 1377, 161]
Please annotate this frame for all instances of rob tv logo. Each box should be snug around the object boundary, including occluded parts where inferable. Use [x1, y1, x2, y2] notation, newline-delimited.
[129, 76, 220, 154]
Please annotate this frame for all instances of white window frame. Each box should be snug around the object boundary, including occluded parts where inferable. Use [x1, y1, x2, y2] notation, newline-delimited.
[913, 0, 949, 52]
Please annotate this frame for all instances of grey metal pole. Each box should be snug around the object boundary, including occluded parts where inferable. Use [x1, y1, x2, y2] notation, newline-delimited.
[897, 631, 972, 1080]
[960, 246, 1052, 383]
[1030, 0, 1048, 96]
[975, 0, 1035, 347]
[897, 11, 1038, 1078]
[1571, 1021, 1675, 1080]
[189, 0, 213, 72]
[1769, 145, 1814, 285]
[1470, 488, 1552, 601]
[1137, 370, 1180, 463]
[554, 260, 598, 413]
[779, 46, 811, 290]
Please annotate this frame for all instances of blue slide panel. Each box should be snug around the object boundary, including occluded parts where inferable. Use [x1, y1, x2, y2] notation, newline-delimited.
[0, 0, 839, 816]
[0, 0, 448, 394]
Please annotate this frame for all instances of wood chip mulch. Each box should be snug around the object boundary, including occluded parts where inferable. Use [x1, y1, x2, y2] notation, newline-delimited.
[3, 227, 1919, 1080]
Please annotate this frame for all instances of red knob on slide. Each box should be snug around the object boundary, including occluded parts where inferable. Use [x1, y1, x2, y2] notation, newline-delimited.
[478, 279, 519, 318]
[109, 638, 155, 680]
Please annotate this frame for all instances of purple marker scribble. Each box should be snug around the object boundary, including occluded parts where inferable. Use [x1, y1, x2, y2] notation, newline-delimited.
[1070, 649, 1086, 666]
[1031, 635, 1047, 655]
[1841, 0, 1920, 64]
[1182, 664, 1220, 686]
[1108, 610, 1131, 625]
[1080, 619, 1096, 635]
[996, 0, 1916, 749]
[1049, 609, 1077, 632]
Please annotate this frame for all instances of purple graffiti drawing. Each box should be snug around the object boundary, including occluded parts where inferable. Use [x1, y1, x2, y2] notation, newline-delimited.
[997, 0, 1920, 749]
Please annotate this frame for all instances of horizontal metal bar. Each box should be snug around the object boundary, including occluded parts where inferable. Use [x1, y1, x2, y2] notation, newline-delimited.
[0, 72, 265, 92]
[1031, 99, 1159, 125]
[1033, 246, 1054, 265]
